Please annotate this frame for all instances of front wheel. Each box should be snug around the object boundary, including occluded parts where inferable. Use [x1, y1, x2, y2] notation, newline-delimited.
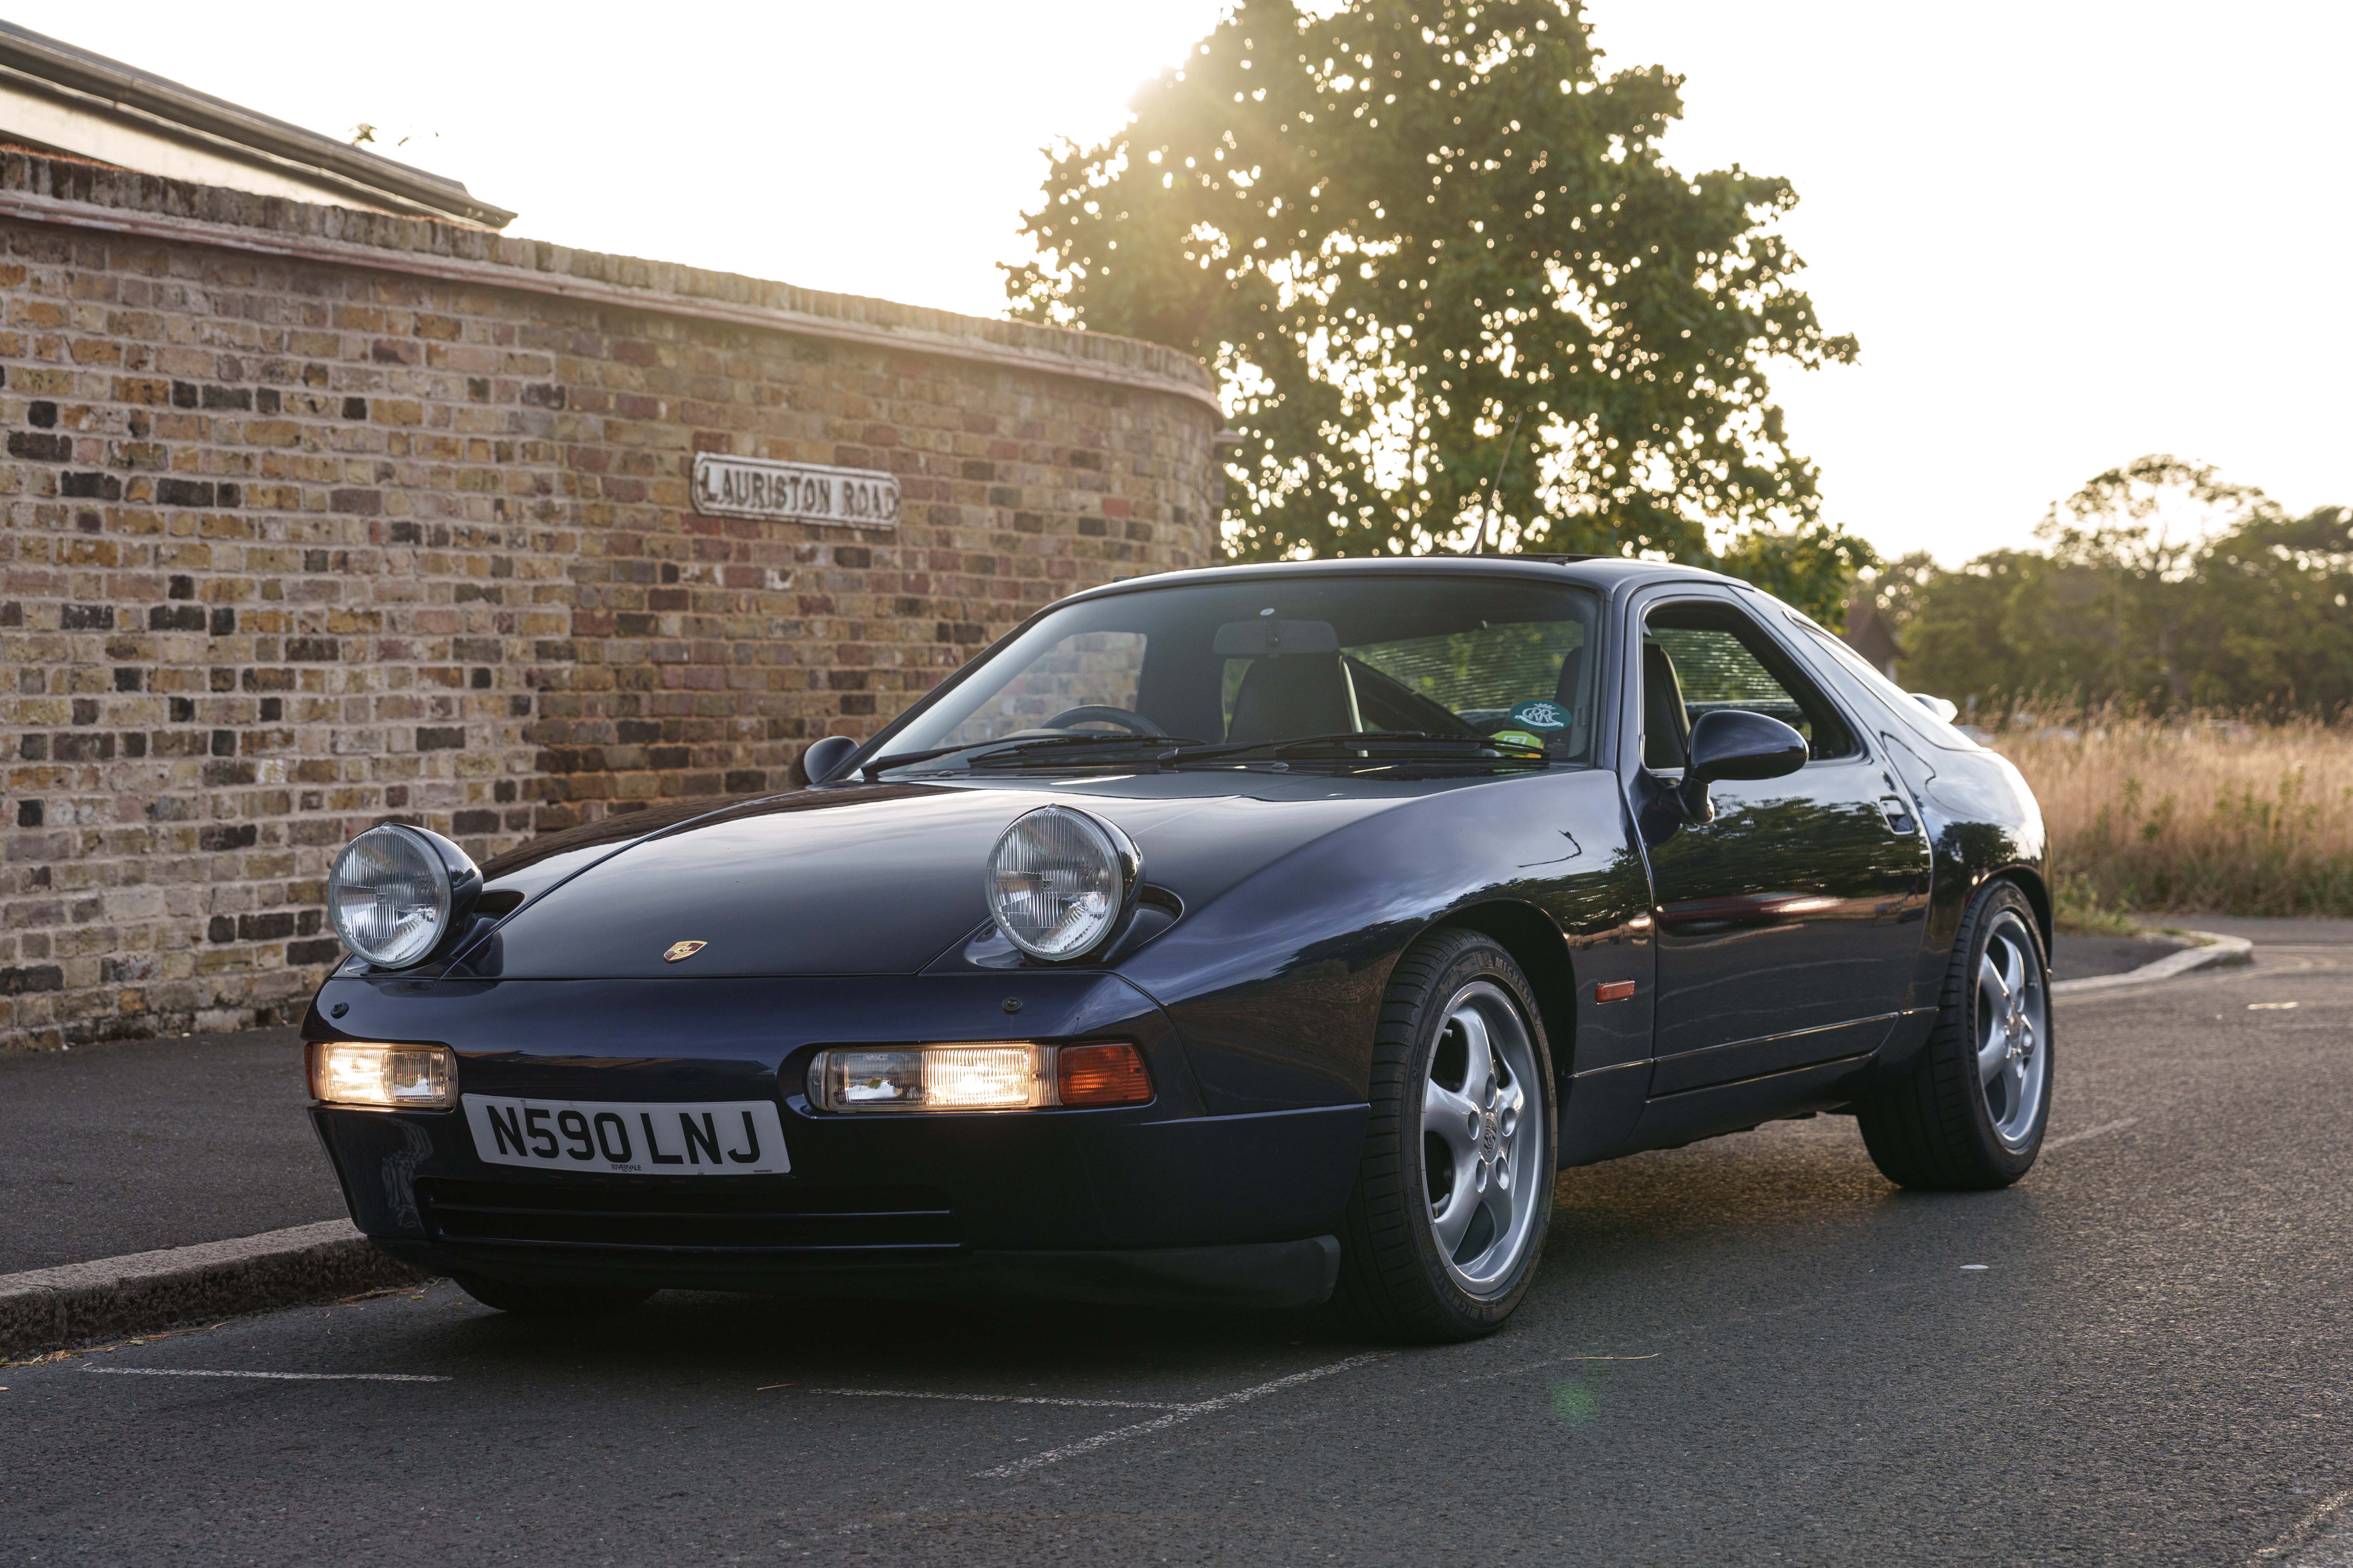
[1336, 928, 1556, 1341]
[1856, 880, 2052, 1189]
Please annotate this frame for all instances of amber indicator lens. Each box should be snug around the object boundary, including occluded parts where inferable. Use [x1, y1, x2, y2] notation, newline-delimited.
[1056, 1042, 1152, 1107]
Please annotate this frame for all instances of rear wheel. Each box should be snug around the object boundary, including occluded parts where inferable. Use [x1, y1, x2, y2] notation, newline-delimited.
[452, 1274, 655, 1317]
[1856, 880, 2052, 1189]
[1336, 928, 1556, 1341]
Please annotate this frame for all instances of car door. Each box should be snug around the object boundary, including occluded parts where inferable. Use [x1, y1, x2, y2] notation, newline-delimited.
[1625, 590, 1931, 1094]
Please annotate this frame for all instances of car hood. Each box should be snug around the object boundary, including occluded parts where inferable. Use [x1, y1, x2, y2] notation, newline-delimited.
[470, 772, 1488, 979]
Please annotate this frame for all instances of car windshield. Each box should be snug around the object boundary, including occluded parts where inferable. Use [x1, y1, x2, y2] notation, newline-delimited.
[868, 574, 1601, 771]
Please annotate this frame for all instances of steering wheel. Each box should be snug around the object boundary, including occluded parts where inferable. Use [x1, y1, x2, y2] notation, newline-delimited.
[1044, 705, 1166, 736]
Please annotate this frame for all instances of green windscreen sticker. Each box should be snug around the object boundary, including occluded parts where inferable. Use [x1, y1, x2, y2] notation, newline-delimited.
[1508, 699, 1571, 732]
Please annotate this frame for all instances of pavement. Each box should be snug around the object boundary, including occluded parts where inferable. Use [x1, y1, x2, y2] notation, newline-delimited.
[1, 917, 2348, 1564]
[0, 1026, 336, 1275]
[2046, 930, 2186, 983]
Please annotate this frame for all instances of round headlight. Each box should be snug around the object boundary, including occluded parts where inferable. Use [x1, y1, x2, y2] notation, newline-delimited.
[985, 806, 1140, 962]
[328, 823, 471, 969]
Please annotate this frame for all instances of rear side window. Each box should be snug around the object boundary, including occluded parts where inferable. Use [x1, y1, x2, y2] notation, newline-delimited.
[1786, 613, 1985, 754]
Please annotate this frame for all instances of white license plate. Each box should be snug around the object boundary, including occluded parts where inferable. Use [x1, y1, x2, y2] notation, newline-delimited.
[462, 1095, 790, 1175]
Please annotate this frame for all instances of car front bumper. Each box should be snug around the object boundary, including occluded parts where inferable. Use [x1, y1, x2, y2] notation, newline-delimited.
[305, 970, 1365, 1308]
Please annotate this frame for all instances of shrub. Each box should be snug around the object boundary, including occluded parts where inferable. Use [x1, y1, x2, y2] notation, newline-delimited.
[1992, 708, 2353, 917]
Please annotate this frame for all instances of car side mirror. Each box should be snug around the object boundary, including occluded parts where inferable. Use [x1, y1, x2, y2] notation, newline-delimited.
[1677, 710, 1808, 823]
[795, 734, 858, 787]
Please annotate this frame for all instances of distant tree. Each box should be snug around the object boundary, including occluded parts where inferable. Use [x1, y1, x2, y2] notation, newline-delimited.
[2186, 503, 2353, 713]
[1007, 0, 1868, 619]
[1900, 548, 2052, 707]
[1898, 457, 2352, 714]
[1853, 550, 1936, 645]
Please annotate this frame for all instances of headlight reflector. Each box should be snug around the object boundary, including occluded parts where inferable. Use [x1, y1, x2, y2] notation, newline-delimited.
[327, 823, 466, 968]
[310, 1041, 456, 1108]
[985, 806, 1139, 961]
[807, 1042, 1151, 1112]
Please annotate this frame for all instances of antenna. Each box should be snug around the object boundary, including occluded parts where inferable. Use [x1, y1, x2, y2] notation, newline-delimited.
[1473, 409, 1523, 554]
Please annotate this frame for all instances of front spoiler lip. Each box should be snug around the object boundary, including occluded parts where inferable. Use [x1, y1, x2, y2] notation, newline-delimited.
[373, 1234, 1344, 1310]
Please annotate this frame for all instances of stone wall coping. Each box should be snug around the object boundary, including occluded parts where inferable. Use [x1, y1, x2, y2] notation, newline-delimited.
[0, 156, 1221, 416]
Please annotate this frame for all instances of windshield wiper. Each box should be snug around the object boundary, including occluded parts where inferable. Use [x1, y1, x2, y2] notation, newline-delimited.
[1167, 731, 1543, 767]
[965, 733, 1205, 770]
[866, 732, 1203, 777]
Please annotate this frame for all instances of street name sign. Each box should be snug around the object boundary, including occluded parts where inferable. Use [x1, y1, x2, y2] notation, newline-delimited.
[691, 453, 899, 529]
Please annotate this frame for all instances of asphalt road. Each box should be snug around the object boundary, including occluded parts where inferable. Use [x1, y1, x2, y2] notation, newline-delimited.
[4, 924, 2349, 1566]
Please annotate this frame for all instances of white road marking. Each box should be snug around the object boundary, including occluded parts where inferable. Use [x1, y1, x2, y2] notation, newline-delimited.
[802, 1388, 1188, 1410]
[2254, 1488, 2353, 1561]
[974, 1353, 1392, 1479]
[2045, 1117, 2139, 1149]
[2250, 1002, 2302, 1011]
[81, 1367, 450, 1382]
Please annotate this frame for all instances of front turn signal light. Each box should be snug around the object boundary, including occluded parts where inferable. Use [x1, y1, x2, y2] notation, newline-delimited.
[310, 1041, 456, 1109]
[1056, 1042, 1152, 1107]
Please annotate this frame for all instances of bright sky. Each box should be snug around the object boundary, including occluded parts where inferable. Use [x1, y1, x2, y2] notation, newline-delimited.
[45, 1, 2353, 564]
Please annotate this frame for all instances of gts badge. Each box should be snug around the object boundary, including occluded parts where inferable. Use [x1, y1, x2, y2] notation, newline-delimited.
[662, 940, 708, 963]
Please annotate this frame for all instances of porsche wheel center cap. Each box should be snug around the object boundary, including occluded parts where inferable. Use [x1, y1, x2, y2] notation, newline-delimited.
[1479, 1109, 1501, 1161]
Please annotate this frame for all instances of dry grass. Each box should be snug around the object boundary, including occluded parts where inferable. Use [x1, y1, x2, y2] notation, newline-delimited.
[1991, 709, 2353, 920]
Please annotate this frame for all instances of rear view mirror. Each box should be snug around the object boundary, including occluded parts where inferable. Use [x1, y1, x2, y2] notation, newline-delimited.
[1678, 710, 1808, 823]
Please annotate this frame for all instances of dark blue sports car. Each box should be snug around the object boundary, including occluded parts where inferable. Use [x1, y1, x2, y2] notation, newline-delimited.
[305, 557, 2050, 1340]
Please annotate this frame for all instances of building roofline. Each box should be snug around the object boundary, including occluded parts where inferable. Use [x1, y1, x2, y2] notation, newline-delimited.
[0, 21, 513, 228]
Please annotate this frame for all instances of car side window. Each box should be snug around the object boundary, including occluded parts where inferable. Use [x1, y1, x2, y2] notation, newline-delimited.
[1639, 603, 1858, 767]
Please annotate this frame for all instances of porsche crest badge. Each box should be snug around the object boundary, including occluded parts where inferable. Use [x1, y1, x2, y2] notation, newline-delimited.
[661, 940, 707, 963]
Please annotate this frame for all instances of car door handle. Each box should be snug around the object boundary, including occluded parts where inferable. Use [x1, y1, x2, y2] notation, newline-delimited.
[1878, 795, 1917, 834]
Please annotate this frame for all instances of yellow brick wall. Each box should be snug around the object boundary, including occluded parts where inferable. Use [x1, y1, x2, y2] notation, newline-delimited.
[0, 153, 1222, 1051]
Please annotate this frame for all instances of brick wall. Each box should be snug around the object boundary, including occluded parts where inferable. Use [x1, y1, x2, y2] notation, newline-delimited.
[0, 152, 1222, 1053]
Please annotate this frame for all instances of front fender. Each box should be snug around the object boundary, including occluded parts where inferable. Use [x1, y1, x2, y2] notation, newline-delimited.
[1117, 769, 1652, 1114]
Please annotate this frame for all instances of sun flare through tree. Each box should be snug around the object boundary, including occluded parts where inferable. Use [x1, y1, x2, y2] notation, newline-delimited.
[1007, 0, 1869, 616]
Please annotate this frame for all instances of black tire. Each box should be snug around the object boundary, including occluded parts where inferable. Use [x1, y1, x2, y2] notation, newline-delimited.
[1856, 879, 2052, 1189]
[1336, 927, 1557, 1341]
[451, 1273, 656, 1317]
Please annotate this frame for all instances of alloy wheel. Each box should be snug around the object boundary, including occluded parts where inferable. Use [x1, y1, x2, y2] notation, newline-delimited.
[1976, 911, 2049, 1150]
[1420, 980, 1546, 1295]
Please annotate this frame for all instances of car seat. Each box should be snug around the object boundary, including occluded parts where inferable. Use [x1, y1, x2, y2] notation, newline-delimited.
[1642, 641, 1691, 770]
[1226, 654, 1359, 743]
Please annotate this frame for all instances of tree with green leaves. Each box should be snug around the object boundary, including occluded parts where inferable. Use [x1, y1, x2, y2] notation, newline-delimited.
[1007, 0, 1869, 618]
[1884, 456, 2353, 715]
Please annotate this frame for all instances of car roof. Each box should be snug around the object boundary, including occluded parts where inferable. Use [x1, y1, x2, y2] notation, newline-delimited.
[1059, 553, 1742, 607]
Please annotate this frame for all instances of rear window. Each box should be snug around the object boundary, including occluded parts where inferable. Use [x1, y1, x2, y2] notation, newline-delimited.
[1786, 612, 1983, 753]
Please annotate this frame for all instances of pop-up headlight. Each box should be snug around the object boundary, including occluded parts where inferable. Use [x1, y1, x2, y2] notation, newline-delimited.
[326, 822, 481, 969]
[985, 806, 1140, 962]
